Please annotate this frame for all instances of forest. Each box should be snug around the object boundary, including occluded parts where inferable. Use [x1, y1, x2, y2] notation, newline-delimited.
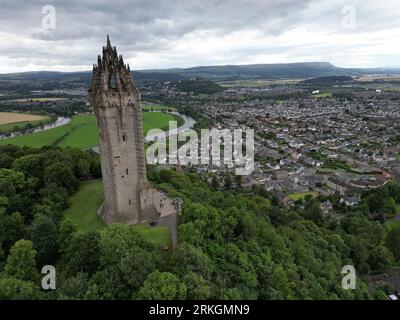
[0, 145, 399, 299]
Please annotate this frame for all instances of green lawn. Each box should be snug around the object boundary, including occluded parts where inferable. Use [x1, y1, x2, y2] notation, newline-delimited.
[288, 191, 318, 201]
[130, 224, 170, 247]
[58, 115, 99, 149]
[63, 180, 106, 233]
[0, 112, 181, 149]
[63, 180, 170, 247]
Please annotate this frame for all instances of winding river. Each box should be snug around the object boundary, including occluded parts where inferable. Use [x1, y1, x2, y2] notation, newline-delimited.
[145, 111, 196, 142]
[90, 111, 196, 153]
[0, 116, 71, 139]
[33, 116, 71, 133]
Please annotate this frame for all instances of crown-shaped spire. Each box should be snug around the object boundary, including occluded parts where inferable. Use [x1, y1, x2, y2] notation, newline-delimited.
[90, 35, 136, 92]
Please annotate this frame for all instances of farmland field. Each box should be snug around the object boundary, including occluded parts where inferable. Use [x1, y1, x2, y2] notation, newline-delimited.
[142, 103, 175, 111]
[311, 92, 333, 98]
[1, 97, 67, 102]
[0, 112, 51, 133]
[0, 112, 49, 125]
[358, 75, 400, 82]
[0, 112, 180, 149]
[0, 119, 52, 133]
[219, 79, 302, 88]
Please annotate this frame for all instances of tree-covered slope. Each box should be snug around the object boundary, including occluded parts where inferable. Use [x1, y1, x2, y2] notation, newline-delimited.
[0, 146, 399, 299]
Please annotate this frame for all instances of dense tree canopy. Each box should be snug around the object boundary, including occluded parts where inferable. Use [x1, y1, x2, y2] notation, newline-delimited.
[0, 145, 399, 300]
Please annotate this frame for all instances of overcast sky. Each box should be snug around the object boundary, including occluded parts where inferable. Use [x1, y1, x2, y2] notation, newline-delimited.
[0, 0, 399, 73]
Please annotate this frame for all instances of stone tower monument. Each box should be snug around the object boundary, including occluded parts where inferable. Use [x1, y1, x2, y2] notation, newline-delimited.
[89, 37, 179, 245]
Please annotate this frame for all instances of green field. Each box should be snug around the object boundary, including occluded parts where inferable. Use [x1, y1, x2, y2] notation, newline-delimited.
[0, 112, 181, 149]
[311, 92, 332, 98]
[288, 191, 318, 201]
[142, 103, 175, 111]
[2, 97, 67, 102]
[219, 79, 301, 88]
[63, 180, 170, 246]
[63, 180, 106, 232]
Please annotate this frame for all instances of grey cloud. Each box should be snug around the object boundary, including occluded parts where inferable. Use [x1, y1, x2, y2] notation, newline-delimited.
[1, 0, 315, 42]
[0, 0, 398, 71]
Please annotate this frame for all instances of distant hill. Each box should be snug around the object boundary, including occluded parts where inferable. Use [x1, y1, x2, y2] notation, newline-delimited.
[0, 70, 183, 82]
[0, 62, 399, 89]
[139, 62, 400, 81]
[0, 70, 184, 91]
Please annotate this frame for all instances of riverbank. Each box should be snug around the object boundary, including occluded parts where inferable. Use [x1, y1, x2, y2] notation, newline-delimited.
[0, 112, 53, 136]
[0, 112, 187, 149]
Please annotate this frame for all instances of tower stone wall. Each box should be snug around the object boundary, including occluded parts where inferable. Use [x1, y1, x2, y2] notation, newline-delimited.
[89, 36, 157, 225]
[89, 36, 179, 247]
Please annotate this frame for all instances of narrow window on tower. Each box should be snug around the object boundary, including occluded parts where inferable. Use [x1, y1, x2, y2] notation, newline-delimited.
[126, 168, 128, 175]
[109, 71, 117, 89]
[122, 134, 126, 142]
[129, 199, 131, 205]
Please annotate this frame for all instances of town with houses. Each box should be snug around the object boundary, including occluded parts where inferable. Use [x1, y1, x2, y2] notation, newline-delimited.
[138, 76, 400, 218]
